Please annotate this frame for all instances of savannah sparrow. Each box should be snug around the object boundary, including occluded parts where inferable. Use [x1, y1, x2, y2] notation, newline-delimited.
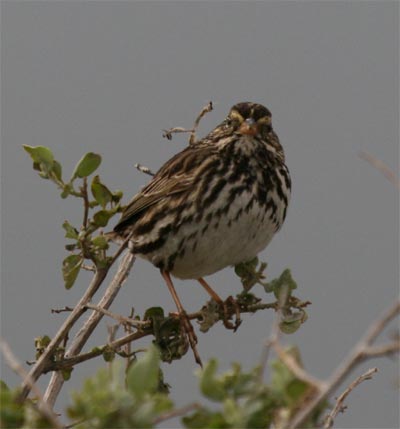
[113, 102, 291, 360]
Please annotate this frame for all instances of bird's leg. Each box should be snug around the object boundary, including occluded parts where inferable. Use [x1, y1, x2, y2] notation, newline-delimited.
[160, 270, 202, 366]
[197, 277, 241, 331]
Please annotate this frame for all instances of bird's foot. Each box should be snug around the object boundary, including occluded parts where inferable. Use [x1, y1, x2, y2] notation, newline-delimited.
[172, 310, 202, 366]
[222, 296, 242, 332]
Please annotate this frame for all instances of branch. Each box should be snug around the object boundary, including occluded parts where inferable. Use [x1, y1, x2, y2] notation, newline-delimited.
[0, 340, 62, 429]
[162, 101, 213, 143]
[323, 367, 378, 428]
[46, 330, 148, 371]
[18, 266, 109, 402]
[358, 151, 400, 189]
[43, 299, 279, 372]
[85, 303, 149, 328]
[43, 251, 136, 407]
[287, 300, 400, 429]
[134, 163, 155, 177]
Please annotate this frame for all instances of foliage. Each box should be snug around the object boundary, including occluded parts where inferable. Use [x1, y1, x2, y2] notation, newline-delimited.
[67, 345, 173, 429]
[23, 145, 123, 288]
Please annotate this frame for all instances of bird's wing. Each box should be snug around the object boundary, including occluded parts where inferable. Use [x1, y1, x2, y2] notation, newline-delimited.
[114, 146, 213, 231]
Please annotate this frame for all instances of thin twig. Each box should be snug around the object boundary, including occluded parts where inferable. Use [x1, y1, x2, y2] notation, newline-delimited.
[81, 264, 96, 272]
[273, 341, 324, 389]
[51, 306, 74, 314]
[81, 177, 89, 228]
[134, 163, 155, 177]
[358, 151, 400, 189]
[162, 101, 213, 143]
[287, 300, 400, 429]
[46, 330, 148, 371]
[362, 341, 400, 358]
[189, 101, 213, 144]
[323, 367, 378, 428]
[1, 340, 62, 429]
[85, 303, 149, 328]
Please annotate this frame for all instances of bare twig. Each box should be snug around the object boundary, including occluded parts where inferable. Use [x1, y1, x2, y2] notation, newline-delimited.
[162, 101, 213, 143]
[81, 263, 96, 272]
[1, 340, 62, 428]
[134, 163, 155, 177]
[362, 341, 400, 358]
[189, 101, 213, 144]
[359, 151, 400, 189]
[85, 303, 149, 328]
[51, 306, 74, 314]
[287, 300, 400, 429]
[273, 341, 324, 389]
[43, 251, 135, 407]
[323, 367, 378, 428]
[46, 330, 148, 371]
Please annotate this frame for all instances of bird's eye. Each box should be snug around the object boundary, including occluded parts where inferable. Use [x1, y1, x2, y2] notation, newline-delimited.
[226, 117, 238, 127]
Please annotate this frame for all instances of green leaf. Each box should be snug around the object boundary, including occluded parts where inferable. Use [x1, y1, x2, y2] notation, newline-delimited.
[52, 160, 63, 181]
[91, 235, 109, 250]
[126, 345, 160, 399]
[62, 220, 79, 239]
[112, 190, 124, 203]
[23, 145, 54, 168]
[72, 152, 102, 179]
[265, 269, 297, 297]
[92, 210, 112, 227]
[144, 306, 165, 320]
[62, 368, 73, 381]
[279, 310, 307, 334]
[91, 175, 113, 208]
[198, 359, 226, 402]
[62, 254, 82, 289]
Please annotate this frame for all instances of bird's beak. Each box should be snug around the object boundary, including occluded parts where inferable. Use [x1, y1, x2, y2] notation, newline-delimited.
[238, 118, 258, 136]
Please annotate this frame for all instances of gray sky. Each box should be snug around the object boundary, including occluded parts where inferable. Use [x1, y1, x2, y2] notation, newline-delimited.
[1, 2, 398, 428]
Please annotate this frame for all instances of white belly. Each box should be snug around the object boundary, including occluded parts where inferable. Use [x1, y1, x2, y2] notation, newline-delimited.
[152, 189, 281, 279]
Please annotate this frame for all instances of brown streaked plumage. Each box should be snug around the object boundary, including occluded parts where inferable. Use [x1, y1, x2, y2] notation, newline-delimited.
[113, 102, 291, 363]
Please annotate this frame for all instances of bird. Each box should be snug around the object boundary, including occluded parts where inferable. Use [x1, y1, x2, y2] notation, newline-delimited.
[112, 102, 291, 362]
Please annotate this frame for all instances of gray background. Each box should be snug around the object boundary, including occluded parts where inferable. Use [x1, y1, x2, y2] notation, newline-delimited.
[1, 2, 398, 428]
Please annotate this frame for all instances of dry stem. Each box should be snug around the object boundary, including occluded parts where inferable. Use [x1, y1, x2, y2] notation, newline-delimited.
[323, 367, 378, 428]
[287, 300, 400, 429]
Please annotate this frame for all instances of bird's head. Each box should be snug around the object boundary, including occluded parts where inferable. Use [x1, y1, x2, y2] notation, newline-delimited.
[226, 102, 272, 138]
